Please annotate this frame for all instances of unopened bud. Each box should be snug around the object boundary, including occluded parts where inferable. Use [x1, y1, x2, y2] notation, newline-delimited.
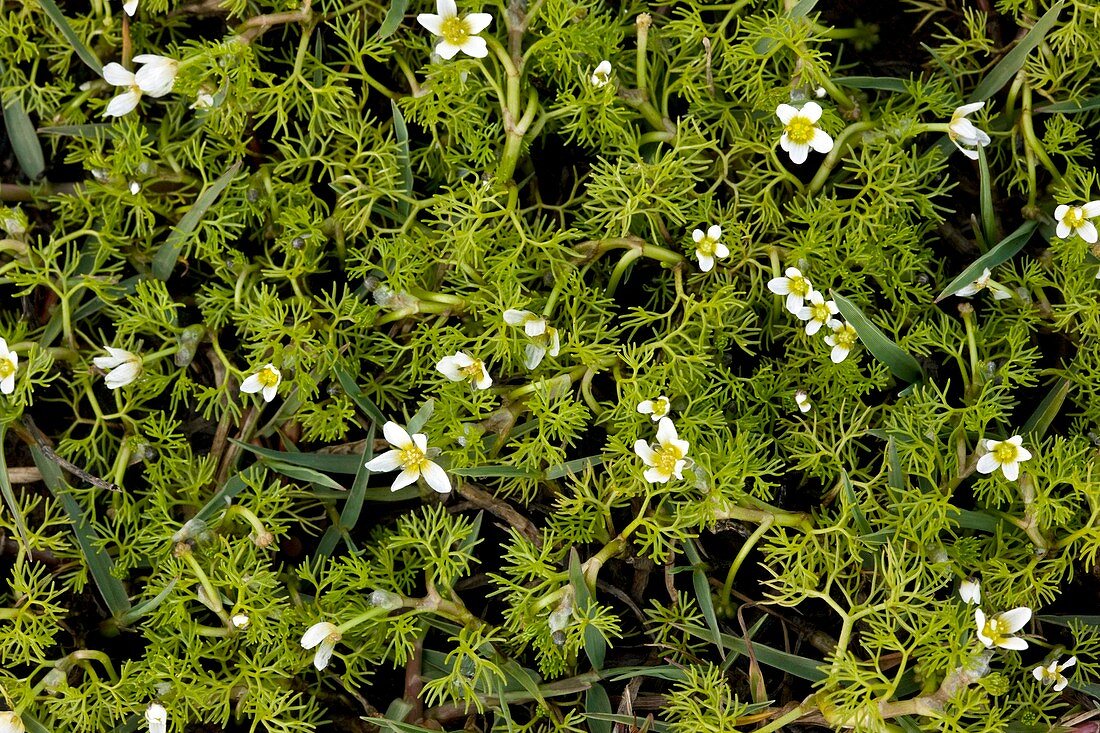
[231, 613, 250, 629]
[370, 589, 403, 610]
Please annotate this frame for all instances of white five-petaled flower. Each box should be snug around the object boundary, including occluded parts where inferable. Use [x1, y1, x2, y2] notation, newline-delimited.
[795, 390, 811, 413]
[240, 364, 282, 403]
[767, 267, 813, 314]
[824, 321, 858, 364]
[102, 55, 178, 117]
[1033, 656, 1076, 692]
[976, 435, 1032, 482]
[796, 291, 840, 336]
[365, 421, 451, 494]
[692, 225, 728, 272]
[416, 0, 492, 60]
[1054, 201, 1100, 243]
[123, 0, 138, 15]
[301, 621, 342, 670]
[955, 267, 992, 298]
[503, 309, 561, 369]
[948, 102, 992, 161]
[144, 703, 167, 733]
[637, 395, 671, 421]
[436, 351, 493, 390]
[776, 102, 834, 165]
[93, 347, 142, 389]
[975, 607, 1032, 650]
[0, 712, 25, 733]
[591, 60, 612, 87]
[633, 417, 690, 484]
[0, 338, 18, 395]
[959, 578, 981, 605]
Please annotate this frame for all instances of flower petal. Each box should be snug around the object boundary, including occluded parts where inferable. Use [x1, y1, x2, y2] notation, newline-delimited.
[999, 607, 1032, 633]
[786, 142, 810, 165]
[799, 101, 823, 123]
[313, 641, 335, 669]
[421, 461, 451, 494]
[262, 383, 278, 402]
[436, 0, 458, 17]
[240, 373, 263, 393]
[365, 450, 404, 473]
[809, 128, 834, 154]
[391, 466, 421, 491]
[1082, 201, 1100, 218]
[775, 103, 798, 124]
[417, 12, 444, 34]
[104, 90, 141, 117]
[383, 421, 414, 449]
[975, 453, 999, 475]
[997, 636, 1029, 651]
[301, 622, 336, 649]
[103, 63, 135, 87]
[656, 417, 678, 446]
[465, 12, 493, 33]
[459, 36, 488, 58]
[633, 440, 656, 465]
[1001, 460, 1020, 481]
[1079, 221, 1098, 244]
[697, 254, 714, 272]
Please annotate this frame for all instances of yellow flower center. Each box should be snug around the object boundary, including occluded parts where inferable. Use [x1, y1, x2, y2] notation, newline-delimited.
[1064, 207, 1085, 228]
[789, 275, 811, 297]
[696, 236, 717, 256]
[785, 116, 816, 145]
[836, 325, 858, 348]
[653, 445, 684, 476]
[459, 361, 483, 381]
[0, 358, 14, 378]
[399, 445, 429, 471]
[440, 16, 471, 45]
[992, 441, 1019, 464]
[981, 616, 1011, 645]
[257, 367, 279, 387]
[810, 301, 831, 322]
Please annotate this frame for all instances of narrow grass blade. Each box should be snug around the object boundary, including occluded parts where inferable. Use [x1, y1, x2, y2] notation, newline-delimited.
[114, 577, 178, 627]
[390, 104, 412, 219]
[969, 2, 1064, 102]
[683, 539, 725, 660]
[152, 160, 241, 279]
[584, 684, 613, 733]
[676, 622, 826, 681]
[38, 124, 116, 139]
[1020, 376, 1070, 438]
[935, 220, 1037, 302]
[1037, 95, 1100, 114]
[977, 147, 997, 247]
[568, 548, 607, 670]
[230, 439, 362, 474]
[839, 470, 872, 536]
[376, 0, 410, 39]
[834, 76, 908, 92]
[406, 398, 434, 433]
[36, 0, 103, 75]
[832, 293, 923, 384]
[3, 92, 45, 179]
[259, 459, 347, 491]
[193, 473, 248, 523]
[334, 365, 387, 425]
[0, 427, 33, 552]
[318, 423, 375, 556]
[29, 446, 131, 616]
[545, 455, 605, 479]
[450, 465, 538, 478]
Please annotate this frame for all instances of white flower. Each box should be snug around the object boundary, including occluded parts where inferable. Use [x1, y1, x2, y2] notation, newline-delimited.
[102, 63, 143, 117]
[144, 703, 167, 733]
[132, 55, 179, 98]
[948, 102, 991, 161]
[1033, 656, 1076, 692]
[190, 92, 215, 110]
[775, 102, 834, 165]
[959, 578, 981, 605]
[129, 181, 141, 195]
[301, 621, 341, 670]
[955, 268, 992, 297]
[1054, 201, 1100, 243]
[123, 0, 138, 15]
[823, 321, 858, 364]
[365, 421, 451, 494]
[794, 390, 811, 413]
[814, 86, 827, 98]
[591, 60, 612, 87]
[796, 291, 840, 335]
[633, 417, 690, 484]
[975, 607, 1031, 650]
[692, 225, 728, 272]
[767, 267, 813, 314]
[436, 351, 492, 389]
[0, 712, 25, 733]
[240, 364, 282, 403]
[976, 435, 1032, 481]
[93, 347, 142, 389]
[231, 613, 250, 629]
[503, 309, 560, 368]
[0, 338, 18, 395]
[416, 0, 492, 59]
[637, 395, 670, 421]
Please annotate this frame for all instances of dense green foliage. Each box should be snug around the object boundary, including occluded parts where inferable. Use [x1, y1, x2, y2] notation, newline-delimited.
[3, 0, 1100, 731]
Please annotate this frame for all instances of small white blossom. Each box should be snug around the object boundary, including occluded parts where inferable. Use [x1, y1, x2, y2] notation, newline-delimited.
[637, 395, 670, 421]
[0, 712, 25, 733]
[416, 0, 493, 59]
[823, 321, 858, 364]
[365, 421, 451, 494]
[1033, 656, 1076, 692]
[0, 338, 18, 395]
[975, 607, 1031, 650]
[503, 309, 560, 368]
[190, 92, 215, 109]
[436, 351, 492, 389]
[102, 63, 143, 117]
[814, 86, 827, 98]
[775, 102, 834, 165]
[796, 290, 840, 335]
[955, 268, 992, 297]
[129, 181, 141, 195]
[976, 435, 1032, 481]
[231, 613, 250, 629]
[144, 704, 167, 733]
[794, 390, 811, 413]
[633, 417, 690, 484]
[692, 224, 728, 272]
[948, 102, 991, 161]
[591, 60, 612, 87]
[240, 364, 282, 403]
[123, 0, 138, 15]
[959, 578, 981, 605]
[301, 621, 341, 670]
[1054, 201, 1100, 243]
[767, 267, 813, 314]
[133, 54, 178, 97]
[93, 347, 142, 389]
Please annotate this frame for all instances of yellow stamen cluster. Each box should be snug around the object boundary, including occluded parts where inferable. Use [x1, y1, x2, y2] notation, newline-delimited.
[0, 359, 14, 378]
[1064, 207, 1085, 228]
[399, 445, 429, 471]
[440, 16, 470, 45]
[992, 441, 1019, 464]
[784, 116, 816, 145]
[257, 367, 280, 387]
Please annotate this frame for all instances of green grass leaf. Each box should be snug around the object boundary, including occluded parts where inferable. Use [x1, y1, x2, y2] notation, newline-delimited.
[834, 76, 908, 92]
[977, 147, 997, 247]
[935, 220, 1038, 302]
[832, 294, 923, 384]
[1020, 376, 1070, 438]
[406, 398, 435, 434]
[391, 100, 412, 220]
[683, 539, 725, 660]
[1037, 95, 1100, 114]
[569, 548, 607, 670]
[152, 160, 242, 280]
[545, 455, 605, 480]
[2, 91, 45, 179]
[258, 459, 348, 491]
[230, 439, 362, 474]
[969, 2, 1064, 102]
[0, 427, 33, 552]
[449, 465, 539, 478]
[676, 622, 826, 681]
[36, 0, 103, 75]
[334, 365, 387, 425]
[376, 0, 410, 39]
[584, 683, 613, 733]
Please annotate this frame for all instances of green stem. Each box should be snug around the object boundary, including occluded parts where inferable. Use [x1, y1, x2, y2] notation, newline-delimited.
[606, 248, 644, 296]
[806, 121, 876, 194]
[719, 515, 773, 612]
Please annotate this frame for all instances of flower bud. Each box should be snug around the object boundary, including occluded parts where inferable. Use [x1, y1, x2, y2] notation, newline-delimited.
[370, 589, 403, 610]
